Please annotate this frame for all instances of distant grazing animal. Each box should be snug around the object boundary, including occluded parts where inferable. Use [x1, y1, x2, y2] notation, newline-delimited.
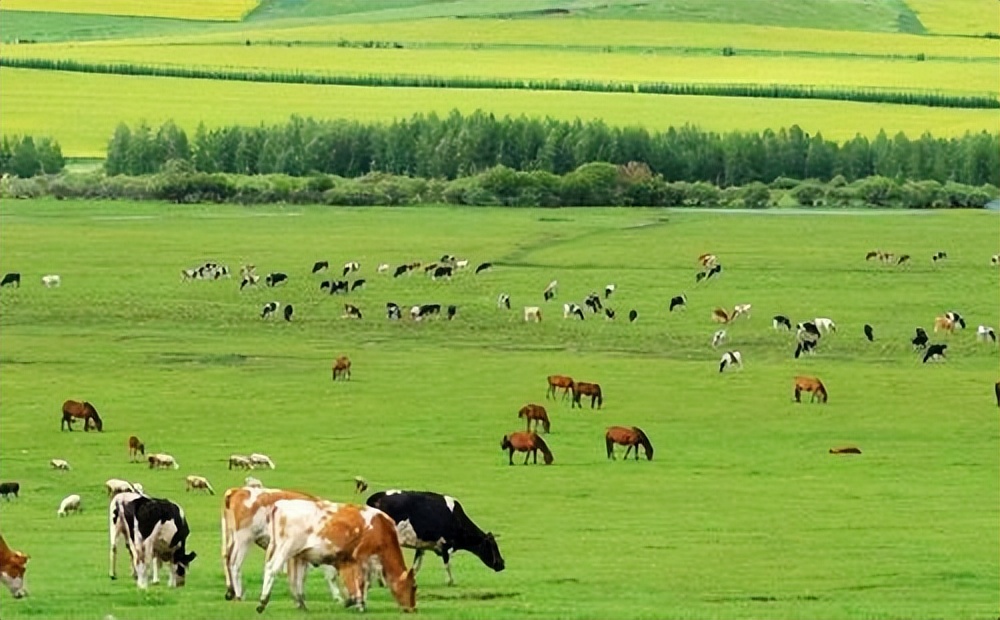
[923, 343, 948, 363]
[311, 261, 329, 274]
[249, 453, 275, 469]
[864, 324, 875, 342]
[148, 453, 180, 470]
[475, 262, 492, 274]
[698, 253, 717, 268]
[355, 477, 368, 494]
[518, 404, 550, 433]
[813, 318, 836, 334]
[0, 272, 20, 288]
[264, 272, 287, 287]
[185, 475, 215, 495]
[0, 482, 20, 500]
[365, 490, 504, 586]
[61, 399, 103, 432]
[414, 304, 440, 320]
[669, 295, 687, 312]
[711, 308, 731, 324]
[571, 382, 603, 409]
[440, 254, 456, 264]
[933, 316, 955, 334]
[911, 327, 929, 349]
[41, 274, 61, 288]
[829, 446, 862, 455]
[239, 274, 260, 290]
[432, 266, 452, 280]
[243, 476, 263, 488]
[995, 381, 1000, 407]
[50, 458, 71, 470]
[106, 478, 138, 498]
[796, 322, 821, 342]
[793, 376, 828, 403]
[731, 304, 752, 319]
[332, 355, 352, 381]
[976, 325, 997, 343]
[260, 301, 280, 319]
[109, 493, 196, 589]
[386, 302, 402, 320]
[628, 309, 638, 322]
[992, 254, 999, 266]
[897, 254, 910, 265]
[881, 252, 895, 264]
[697, 264, 722, 282]
[455, 259, 469, 270]
[563, 303, 584, 320]
[773, 315, 792, 330]
[865, 250, 880, 261]
[128, 435, 145, 462]
[543, 280, 558, 301]
[604, 308, 615, 320]
[423, 263, 439, 274]
[944, 311, 966, 329]
[0, 534, 29, 598]
[377, 263, 389, 273]
[349, 278, 365, 291]
[546, 375, 575, 401]
[57, 493, 81, 517]
[931, 251, 947, 263]
[523, 306, 542, 322]
[711, 329, 727, 348]
[585, 293, 603, 313]
[342, 261, 360, 277]
[283, 304, 293, 321]
[501, 431, 553, 465]
[794, 339, 818, 358]
[228, 454, 253, 470]
[342, 303, 363, 319]
[605, 426, 653, 461]
[446, 305, 457, 320]
[393, 264, 409, 278]
[497, 293, 511, 310]
[719, 350, 743, 373]
[605, 284, 616, 298]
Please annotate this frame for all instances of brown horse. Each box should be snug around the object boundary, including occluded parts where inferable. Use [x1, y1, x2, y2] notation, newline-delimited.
[500, 431, 553, 465]
[605, 426, 653, 461]
[518, 404, 551, 433]
[545, 375, 574, 401]
[332, 355, 351, 381]
[571, 382, 603, 409]
[793, 376, 828, 403]
[61, 400, 103, 432]
[128, 435, 145, 462]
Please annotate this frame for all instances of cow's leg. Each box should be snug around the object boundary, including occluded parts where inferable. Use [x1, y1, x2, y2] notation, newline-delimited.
[411, 549, 425, 575]
[109, 526, 119, 579]
[441, 549, 455, 586]
[152, 555, 161, 585]
[257, 541, 290, 613]
[132, 539, 149, 589]
[321, 564, 345, 604]
[289, 558, 308, 610]
[226, 534, 251, 600]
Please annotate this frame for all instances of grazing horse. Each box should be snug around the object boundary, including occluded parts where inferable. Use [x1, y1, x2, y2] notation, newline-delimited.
[332, 355, 351, 381]
[61, 400, 103, 432]
[545, 375, 574, 401]
[128, 435, 145, 462]
[500, 432, 553, 465]
[793, 376, 828, 404]
[571, 382, 603, 409]
[605, 426, 654, 461]
[518, 404, 550, 433]
[995, 381, 999, 408]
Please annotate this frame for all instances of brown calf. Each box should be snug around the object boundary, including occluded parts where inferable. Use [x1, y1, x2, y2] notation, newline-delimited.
[332, 355, 352, 381]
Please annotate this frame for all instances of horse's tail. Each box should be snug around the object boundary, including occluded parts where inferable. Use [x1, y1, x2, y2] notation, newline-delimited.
[605, 432, 614, 459]
[596, 386, 603, 407]
[534, 435, 554, 465]
[632, 427, 653, 460]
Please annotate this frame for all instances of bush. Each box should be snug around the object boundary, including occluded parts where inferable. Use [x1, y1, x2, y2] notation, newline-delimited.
[790, 180, 826, 207]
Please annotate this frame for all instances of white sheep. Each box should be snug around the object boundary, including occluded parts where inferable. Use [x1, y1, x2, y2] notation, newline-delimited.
[57, 494, 81, 517]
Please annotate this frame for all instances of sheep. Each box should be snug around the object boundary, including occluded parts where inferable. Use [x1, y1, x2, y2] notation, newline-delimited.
[57, 494, 81, 517]
[244, 476, 263, 489]
[105, 478, 138, 498]
[50, 458, 71, 471]
[185, 475, 215, 495]
[249, 453, 276, 470]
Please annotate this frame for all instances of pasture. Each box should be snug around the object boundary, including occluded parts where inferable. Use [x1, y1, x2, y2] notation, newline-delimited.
[0, 200, 997, 619]
[1, 0, 261, 22]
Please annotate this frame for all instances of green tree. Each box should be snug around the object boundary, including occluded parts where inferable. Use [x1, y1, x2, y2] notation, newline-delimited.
[36, 137, 65, 174]
[105, 123, 132, 176]
[10, 136, 41, 178]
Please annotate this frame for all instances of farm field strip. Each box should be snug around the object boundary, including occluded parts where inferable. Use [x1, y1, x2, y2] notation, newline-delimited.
[0, 0, 261, 22]
[904, 0, 999, 36]
[2, 42, 996, 96]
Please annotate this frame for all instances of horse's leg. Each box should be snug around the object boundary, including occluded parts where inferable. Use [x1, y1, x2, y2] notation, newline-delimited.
[634, 443, 640, 461]
[624, 445, 632, 460]
[794, 386, 802, 402]
[523, 450, 530, 465]
[508, 449, 514, 466]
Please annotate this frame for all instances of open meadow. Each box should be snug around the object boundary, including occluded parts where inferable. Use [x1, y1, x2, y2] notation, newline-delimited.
[0, 201, 998, 619]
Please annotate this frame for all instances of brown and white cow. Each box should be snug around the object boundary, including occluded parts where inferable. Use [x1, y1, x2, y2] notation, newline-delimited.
[256, 499, 416, 613]
[0, 535, 29, 598]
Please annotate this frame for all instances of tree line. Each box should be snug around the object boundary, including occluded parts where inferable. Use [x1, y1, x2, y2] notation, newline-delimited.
[105, 112, 1000, 188]
[0, 135, 65, 178]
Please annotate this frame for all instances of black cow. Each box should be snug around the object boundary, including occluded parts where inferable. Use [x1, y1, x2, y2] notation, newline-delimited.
[447, 305, 457, 320]
[433, 266, 453, 280]
[772, 315, 792, 330]
[628, 309, 638, 322]
[923, 343, 947, 363]
[265, 272, 287, 287]
[584, 293, 602, 313]
[386, 302, 401, 320]
[0, 482, 19, 499]
[416, 304, 441, 319]
[311, 261, 329, 274]
[604, 308, 616, 320]
[912, 327, 929, 349]
[794, 339, 818, 358]
[863, 324, 874, 342]
[474, 262, 492, 274]
[393, 264, 409, 278]
[366, 490, 504, 586]
[669, 295, 687, 312]
[351, 279, 366, 291]
[283, 305, 294, 322]
[327, 280, 349, 295]
[261, 302, 279, 319]
[118, 495, 196, 589]
[1, 272, 21, 288]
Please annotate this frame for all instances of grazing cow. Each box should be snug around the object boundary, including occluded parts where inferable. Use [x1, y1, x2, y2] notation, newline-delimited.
[976, 325, 997, 343]
[931, 251, 947, 264]
[0, 482, 20, 500]
[605, 426, 654, 461]
[111, 493, 196, 589]
[923, 343, 948, 363]
[995, 381, 1000, 407]
[50, 458, 71, 470]
[0, 535, 29, 598]
[128, 435, 145, 462]
[497, 293, 511, 310]
[244, 476, 263, 489]
[711, 329, 727, 348]
[546, 375, 575, 401]
[432, 266, 452, 280]
[793, 376, 828, 403]
[933, 316, 955, 334]
[41, 274, 61, 288]
[311, 261, 329, 274]
[628, 309, 638, 322]
[912, 327, 929, 349]
[351, 279, 366, 291]
[523, 306, 542, 322]
[773, 315, 792, 330]
[413, 304, 439, 320]
[386, 302, 402, 320]
[106, 479, 139, 498]
[185, 475, 215, 495]
[343, 261, 360, 277]
[563, 303, 585, 320]
[240, 274, 260, 291]
[249, 453, 276, 469]
[366, 490, 505, 586]
[58, 493, 82, 517]
[794, 339, 818, 359]
[604, 308, 616, 320]
[731, 304, 752, 320]
[518, 403, 550, 433]
[332, 355, 352, 381]
[697, 264, 722, 282]
[265, 273, 288, 287]
[829, 446, 862, 455]
[342, 304, 363, 320]
[865, 250, 880, 261]
[813, 318, 836, 334]
[698, 253, 717, 268]
[0, 272, 20, 288]
[475, 262, 492, 274]
[355, 477, 369, 494]
[992, 254, 999, 266]
[326, 280, 349, 294]
[409, 305, 421, 321]
[500, 431, 554, 465]
[447, 305, 457, 320]
[543, 280, 558, 301]
[283, 305, 293, 322]
[228, 455, 253, 470]
[669, 295, 687, 312]
[571, 382, 603, 409]
[424, 263, 439, 275]
[897, 254, 910, 265]
[255, 499, 417, 613]
[148, 453, 180, 470]
[719, 351, 743, 373]
[605, 284, 616, 299]
[584, 293, 603, 313]
[796, 322, 821, 341]
[377, 263, 390, 274]
[393, 264, 409, 278]
[260, 301, 280, 319]
[945, 311, 966, 329]
[711, 308, 730, 324]
[864, 324, 875, 342]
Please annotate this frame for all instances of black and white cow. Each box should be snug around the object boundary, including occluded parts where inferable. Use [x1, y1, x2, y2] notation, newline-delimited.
[240, 274, 259, 291]
[351, 279, 366, 291]
[669, 295, 687, 312]
[387, 302, 402, 320]
[415, 304, 441, 320]
[433, 266, 453, 280]
[342, 304, 363, 320]
[323, 280, 348, 294]
[0, 482, 19, 499]
[311, 261, 329, 274]
[912, 327, 929, 349]
[109, 492, 196, 589]
[628, 309, 638, 323]
[772, 315, 792, 330]
[604, 308, 616, 320]
[584, 293, 602, 313]
[863, 324, 875, 342]
[393, 264, 409, 278]
[543, 280, 558, 302]
[497, 293, 511, 310]
[474, 262, 492, 274]
[1, 272, 21, 288]
[563, 303, 585, 320]
[796, 322, 821, 341]
[794, 339, 818, 358]
[696, 264, 722, 283]
[447, 305, 457, 320]
[605, 284, 616, 299]
[923, 343, 948, 363]
[260, 302, 279, 319]
[265, 272, 287, 287]
[944, 311, 966, 330]
[283, 305, 294, 322]
[366, 490, 504, 586]
[342, 261, 360, 277]
[931, 251, 947, 263]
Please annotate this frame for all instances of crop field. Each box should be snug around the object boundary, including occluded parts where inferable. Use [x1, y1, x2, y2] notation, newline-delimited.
[1, 0, 261, 22]
[905, 0, 999, 36]
[0, 201, 998, 620]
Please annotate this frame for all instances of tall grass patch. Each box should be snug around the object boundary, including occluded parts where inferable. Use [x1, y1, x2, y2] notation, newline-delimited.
[1, 0, 261, 22]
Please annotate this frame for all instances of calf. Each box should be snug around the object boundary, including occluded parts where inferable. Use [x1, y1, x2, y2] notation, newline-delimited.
[343, 261, 360, 277]
[497, 293, 511, 310]
[0, 482, 19, 500]
[628, 309, 638, 322]
[342, 304, 363, 320]
[332, 355, 352, 381]
[669, 294, 687, 312]
[563, 303, 584, 320]
[366, 490, 504, 586]
[249, 453, 276, 469]
[0, 272, 20, 288]
[311, 261, 329, 274]
[718, 351, 743, 373]
[523, 306, 542, 322]
[283, 305, 294, 322]
[111, 493, 196, 589]
[923, 343, 948, 363]
[475, 262, 492, 274]
[976, 325, 997, 343]
[58, 493, 82, 517]
[260, 301, 280, 319]
[386, 302, 402, 320]
[148, 453, 180, 470]
[41, 274, 61, 288]
[0, 535, 28, 598]
[265, 272, 287, 287]
[711, 329, 727, 348]
[772, 315, 792, 330]
[185, 475, 215, 495]
[416, 304, 441, 320]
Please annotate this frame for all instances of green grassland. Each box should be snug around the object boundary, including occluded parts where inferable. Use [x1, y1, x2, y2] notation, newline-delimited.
[905, 0, 999, 36]
[0, 201, 998, 620]
[1, 0, 260, 21]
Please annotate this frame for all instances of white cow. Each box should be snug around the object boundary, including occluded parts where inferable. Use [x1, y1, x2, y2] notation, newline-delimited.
[523, 306, 542, 322]
[813, 318, 837, 334]
[719, 351, 743, 373]
[41, 274, 61, 288]
[711, 329, 727, 348]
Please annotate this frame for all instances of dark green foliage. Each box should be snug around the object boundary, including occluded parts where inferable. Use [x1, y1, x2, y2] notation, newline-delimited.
[0, 134, 65, 177]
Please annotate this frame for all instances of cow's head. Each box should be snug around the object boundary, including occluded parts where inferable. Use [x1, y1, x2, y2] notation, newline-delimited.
[389, 567, 417, 613]
[0, 551, 29, 598]
[169, 549, 197, 587]
[473, 532, 505, 573]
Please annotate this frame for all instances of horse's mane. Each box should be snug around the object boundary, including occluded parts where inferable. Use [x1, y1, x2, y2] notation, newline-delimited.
[631, 426, 653, 459]
[532, 434, 554, 463]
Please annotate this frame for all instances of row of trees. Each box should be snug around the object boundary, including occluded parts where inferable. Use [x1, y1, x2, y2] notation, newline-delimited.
[0, 135, 65, 178]
[105, 113, 1000, 188]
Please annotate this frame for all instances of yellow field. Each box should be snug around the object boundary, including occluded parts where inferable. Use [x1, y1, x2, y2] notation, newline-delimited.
[2, 67, 995, 158]
[1, 0, 260, 22]
[906, 0, 999, 36]
[2, 42, 995, 96]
